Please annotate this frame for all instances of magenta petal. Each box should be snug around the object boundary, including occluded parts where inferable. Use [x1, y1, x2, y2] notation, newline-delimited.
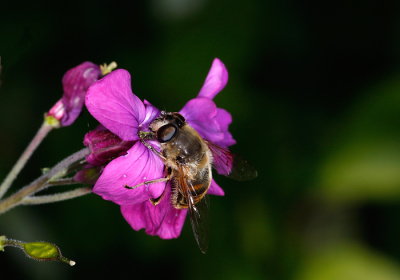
[61, 62, 102, 126]
[208, 178, 225, 196]
[180, 98, 224, 143]
[197, 58, 228, 100]
[214, 108, 236, 147]
[121, 183, 187, 239]
[85, 69, 146, 141]
[142, 100, 161, 131]
[156, 203, 187, 239]
[92, 141, 165, 205]
[121, 200, 167, 236]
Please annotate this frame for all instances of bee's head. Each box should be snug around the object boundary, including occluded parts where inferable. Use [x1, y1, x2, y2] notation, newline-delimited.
[149, 112, 186, 143]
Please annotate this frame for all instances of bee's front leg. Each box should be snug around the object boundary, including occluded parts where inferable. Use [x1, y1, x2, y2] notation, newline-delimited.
[140, 138, 167, 161]
[138, 131, 167, 161]
[124, 177, 169, 190]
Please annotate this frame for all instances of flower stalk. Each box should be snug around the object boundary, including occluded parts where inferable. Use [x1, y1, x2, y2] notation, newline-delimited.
[21, 186, 93, 205]
[0, 148, 90, 215]
[0, 121, 55, 199]
[47, 177, 78, 186]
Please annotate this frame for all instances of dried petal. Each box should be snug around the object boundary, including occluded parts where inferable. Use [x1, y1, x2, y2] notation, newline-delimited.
[61, 62, 102, 126]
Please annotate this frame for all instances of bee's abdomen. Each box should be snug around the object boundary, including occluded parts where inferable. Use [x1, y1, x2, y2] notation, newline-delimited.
[171, 168, 211, 209]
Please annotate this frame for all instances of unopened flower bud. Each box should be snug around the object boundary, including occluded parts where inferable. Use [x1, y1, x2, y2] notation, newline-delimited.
[0, 236, 75, 266]
[23, 242, 59, 261]
[47, 99, 65, 120]
[84, 130, 135, 166]
[74, 165, 104, 184]
[45, 99, 65, 128]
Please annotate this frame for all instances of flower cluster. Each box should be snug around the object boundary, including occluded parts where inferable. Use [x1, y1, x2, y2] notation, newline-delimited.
[85, 59, 234, 239]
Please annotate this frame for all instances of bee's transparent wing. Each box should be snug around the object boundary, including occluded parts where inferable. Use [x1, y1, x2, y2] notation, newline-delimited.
[187, 192, 210, 254]
[205, 140, 257, 181]
[178, 165, 210, 254]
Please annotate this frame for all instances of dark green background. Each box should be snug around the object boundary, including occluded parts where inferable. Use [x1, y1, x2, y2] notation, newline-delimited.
[2, 1, 400, 279]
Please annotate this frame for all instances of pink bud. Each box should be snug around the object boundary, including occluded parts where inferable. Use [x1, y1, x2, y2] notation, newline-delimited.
[84, 130, 135, 166]
[46, 99, 65, 121]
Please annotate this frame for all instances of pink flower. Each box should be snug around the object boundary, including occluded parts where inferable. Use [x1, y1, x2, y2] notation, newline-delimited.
[85, 58, 233, 239]
[47, 62, 102, 126]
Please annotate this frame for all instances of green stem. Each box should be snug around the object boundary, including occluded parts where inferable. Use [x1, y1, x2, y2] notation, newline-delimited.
[2, 238, 24, 249]
[21, 186, 93, 205]
[0, 148, 89, 215]
[47, 177, 77, 186]
[60, 256, 76, 266]
[0, 122, 53, 199]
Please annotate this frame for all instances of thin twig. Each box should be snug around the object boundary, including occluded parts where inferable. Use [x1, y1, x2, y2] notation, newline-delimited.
[0, 148, 90, 214]
[21, 186, 93, 205]
[47, 178, 77, 186]
[0, 122, 53, 199]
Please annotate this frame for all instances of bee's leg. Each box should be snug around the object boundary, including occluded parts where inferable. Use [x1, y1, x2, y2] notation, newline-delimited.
[150, 167, 173, 206]
[124, 177, 169, 190]
[149, 187, 167, 206]
[140, 138, 167, 161]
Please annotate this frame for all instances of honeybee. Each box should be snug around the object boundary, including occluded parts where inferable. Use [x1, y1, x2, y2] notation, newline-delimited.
[126, 111, 257, 253]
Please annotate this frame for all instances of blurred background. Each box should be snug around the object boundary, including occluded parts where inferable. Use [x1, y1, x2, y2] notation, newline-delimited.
[2, 1, 400, 279]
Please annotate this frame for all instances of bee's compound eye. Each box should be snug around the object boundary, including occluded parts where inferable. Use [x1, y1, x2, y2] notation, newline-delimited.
[157, 124, 177, 143]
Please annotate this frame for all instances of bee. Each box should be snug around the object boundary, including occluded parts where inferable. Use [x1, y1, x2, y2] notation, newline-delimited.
[126, 111, 257, 253]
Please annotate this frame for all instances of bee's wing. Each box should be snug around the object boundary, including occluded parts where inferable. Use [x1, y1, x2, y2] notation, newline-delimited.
[205, 140, 257, 181]
[188, 192, 210, 254]
[178, 165, 210, 254]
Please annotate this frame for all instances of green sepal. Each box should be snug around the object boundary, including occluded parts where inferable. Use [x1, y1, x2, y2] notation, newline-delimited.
[41, 167, 50, 174]
[44, 115, 61, 128]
